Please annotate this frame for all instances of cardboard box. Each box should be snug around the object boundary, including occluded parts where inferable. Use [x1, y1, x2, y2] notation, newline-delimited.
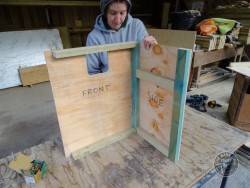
[9, 153, 47, 184]
[227, 73, 250, 132]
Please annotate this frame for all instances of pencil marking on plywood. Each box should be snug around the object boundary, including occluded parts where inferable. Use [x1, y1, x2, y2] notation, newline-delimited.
[148, 91, 164, 108]
[82, 84, 112, 97]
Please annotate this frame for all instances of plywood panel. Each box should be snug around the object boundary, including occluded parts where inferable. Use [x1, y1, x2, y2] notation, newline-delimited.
[45, 49, 133, 157]
[139, 45, 177, 146]
[147, 29, 196, 49]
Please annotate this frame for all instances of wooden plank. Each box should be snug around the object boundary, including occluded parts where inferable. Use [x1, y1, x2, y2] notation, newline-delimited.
[147, 29, 196, 49]
[136, 69, 174, 91]
[57, 27, 72, 49]
[45, 47, 133, 158]
[20, 6, 31, 28]
[19, 64, 49, 86]
[161, 2, 170, 29]
[228, 66, 250, 77]
[0, 0, 99, 6]
[169, 48, 192, 162]
[137, 127, 168, 156]
[52, 41, 137, 58]
[131, 43, 140, 129]
[72, 128, 136, 160]
[230, 62, 250, 67]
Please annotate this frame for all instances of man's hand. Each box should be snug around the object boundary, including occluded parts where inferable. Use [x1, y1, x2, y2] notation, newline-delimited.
[144, 35, 158, 50]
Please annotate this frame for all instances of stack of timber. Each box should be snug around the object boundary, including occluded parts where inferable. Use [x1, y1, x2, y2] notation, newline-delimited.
[239, 27, 250, 45]
[231, 26, 242, 39]
[195, 35, 226, 51]
[216, 35, 227, 49]
[207, 8, 250, 28]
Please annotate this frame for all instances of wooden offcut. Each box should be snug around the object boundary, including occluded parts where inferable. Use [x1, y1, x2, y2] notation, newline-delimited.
[19, 64, 49, 86]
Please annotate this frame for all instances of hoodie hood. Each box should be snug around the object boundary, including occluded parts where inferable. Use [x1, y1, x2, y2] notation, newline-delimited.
[100, 0, 132, 15]
[94, 13, 133, 33]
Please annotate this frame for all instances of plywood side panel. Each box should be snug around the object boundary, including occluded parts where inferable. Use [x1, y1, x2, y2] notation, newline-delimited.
[138, 44, 191, 161]
[45, 49, 132, 157]
[138, 45, 178, 147]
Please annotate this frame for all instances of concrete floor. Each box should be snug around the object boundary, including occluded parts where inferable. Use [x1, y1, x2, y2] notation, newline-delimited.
[0, 80, 249, 187]
[0, 82, 61, 159]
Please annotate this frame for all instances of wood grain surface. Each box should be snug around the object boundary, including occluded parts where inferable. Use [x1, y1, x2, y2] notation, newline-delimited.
[138, 45, 178, 147]
[1, 107, 249, 188]
[45, 49, 132, 157]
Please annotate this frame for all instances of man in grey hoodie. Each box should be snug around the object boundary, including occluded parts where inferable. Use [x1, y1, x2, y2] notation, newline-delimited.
[86, 0, 157, 74]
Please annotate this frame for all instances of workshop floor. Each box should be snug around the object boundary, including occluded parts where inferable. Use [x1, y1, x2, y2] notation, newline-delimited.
[0, 77, 249, 187]
[0, 82, 61, 159]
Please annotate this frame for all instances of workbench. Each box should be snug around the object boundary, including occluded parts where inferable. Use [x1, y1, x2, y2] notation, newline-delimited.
[190, 45, 244, 89]
[1, 107, 249, 187]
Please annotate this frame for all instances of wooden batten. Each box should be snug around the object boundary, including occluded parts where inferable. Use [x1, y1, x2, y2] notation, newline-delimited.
[52, 42, 137, 58]
[72, 128, 136, 160]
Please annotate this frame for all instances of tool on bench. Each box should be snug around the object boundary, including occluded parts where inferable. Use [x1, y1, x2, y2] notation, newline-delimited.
[186, 94, 208, 112]
[208, 100, 222, 108]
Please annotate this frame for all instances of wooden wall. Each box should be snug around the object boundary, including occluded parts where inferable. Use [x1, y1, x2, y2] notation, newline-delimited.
[0, 0, 156, 47]
[0, 5, 99, 47]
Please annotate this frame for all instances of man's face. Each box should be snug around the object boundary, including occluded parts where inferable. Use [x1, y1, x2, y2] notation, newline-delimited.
[106, 2, 127, 31]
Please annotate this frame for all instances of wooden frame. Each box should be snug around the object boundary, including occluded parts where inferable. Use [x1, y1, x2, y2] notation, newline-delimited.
[45, 42, 192, 162]
[132, 44, 191, 162]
